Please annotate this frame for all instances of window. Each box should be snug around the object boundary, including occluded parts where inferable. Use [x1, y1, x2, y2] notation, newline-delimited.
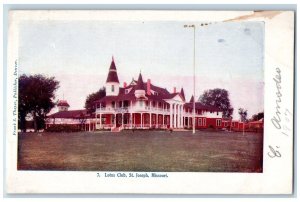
[198, 118, 202, 126]
[216, 119, 222, 126]
[111, 85, 115, 92]
[203, 118, 206, 126]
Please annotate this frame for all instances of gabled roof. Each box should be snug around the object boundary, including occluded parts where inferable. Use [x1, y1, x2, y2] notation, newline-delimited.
[106, 57, 119, 83]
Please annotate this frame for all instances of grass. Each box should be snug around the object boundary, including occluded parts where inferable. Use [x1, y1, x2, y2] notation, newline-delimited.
[18, 130, 263, 172]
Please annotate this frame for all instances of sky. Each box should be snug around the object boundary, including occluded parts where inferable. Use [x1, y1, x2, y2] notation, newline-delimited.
[19, 20, 264, 119]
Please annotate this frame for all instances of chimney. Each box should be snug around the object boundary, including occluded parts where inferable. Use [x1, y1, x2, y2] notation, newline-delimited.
[147, 79, 151, 95]
[173, 87, 176, 93]
[123, 82, 127, 88]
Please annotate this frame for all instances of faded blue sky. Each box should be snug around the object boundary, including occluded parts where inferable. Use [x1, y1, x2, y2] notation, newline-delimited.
[19, 21, 264, 119]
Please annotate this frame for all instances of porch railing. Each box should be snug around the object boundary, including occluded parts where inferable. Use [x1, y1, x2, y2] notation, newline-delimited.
[96, 106, 170, 113]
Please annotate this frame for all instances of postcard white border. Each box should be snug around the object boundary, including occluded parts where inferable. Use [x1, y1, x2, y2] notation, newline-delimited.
[5, 10, 294, 194]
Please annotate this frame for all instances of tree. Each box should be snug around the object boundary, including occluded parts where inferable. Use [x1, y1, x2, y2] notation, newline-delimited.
[238, 108, 248, 122]
[85, 87, 106, 114]
[199, 88, 233, 118]
[19, 74, 59, 132]
[251, 112, 264, 121]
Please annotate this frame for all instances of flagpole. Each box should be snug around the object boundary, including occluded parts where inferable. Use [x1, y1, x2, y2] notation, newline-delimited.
[193, 25, 196, 134]
[184, 24, 196, 134]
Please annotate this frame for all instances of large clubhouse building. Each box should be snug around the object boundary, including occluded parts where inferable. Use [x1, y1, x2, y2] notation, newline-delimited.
[46, 57, 242, 132]
[94, 58, 222, 131]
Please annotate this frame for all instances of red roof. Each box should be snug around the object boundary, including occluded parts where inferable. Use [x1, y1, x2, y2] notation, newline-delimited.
[96, 73, 217, 110]
[96, 71, 183, 104]
[47, 109, 89, 119]
[57, 100, 70, 107]
[184, 102, 222, 112]
[106, 58, 119, 83]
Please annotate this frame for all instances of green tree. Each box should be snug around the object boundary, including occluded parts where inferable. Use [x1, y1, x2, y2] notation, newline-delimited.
[238, 108, 248, 122]
[251, 112, 264, 121]
[199, 88, 233, 118]
[85, 87, 106, 114]
[18, 74, 59, 132]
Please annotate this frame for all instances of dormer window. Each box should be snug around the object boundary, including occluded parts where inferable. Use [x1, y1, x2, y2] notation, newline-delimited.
[111, 85, 115, 92]
[125, 89, 129, 94]
[154, 92, 158, 96]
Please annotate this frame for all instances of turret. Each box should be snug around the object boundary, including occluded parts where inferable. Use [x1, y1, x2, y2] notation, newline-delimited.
[105, 56, 120, 96]
[180, 87, 185, 101]
[57, 100, 70, 112]
[134, 72, 146, 98]
[189, 95, 194, 103]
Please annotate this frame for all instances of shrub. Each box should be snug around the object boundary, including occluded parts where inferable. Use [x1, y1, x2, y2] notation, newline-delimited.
[45, 124, 81, 132]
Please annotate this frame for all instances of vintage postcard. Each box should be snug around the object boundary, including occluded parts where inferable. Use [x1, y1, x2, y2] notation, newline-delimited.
[5, 10, 294, 194]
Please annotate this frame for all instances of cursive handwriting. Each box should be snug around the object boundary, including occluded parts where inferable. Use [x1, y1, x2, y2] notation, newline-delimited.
[267, 145, 281, 158]
[271, 68, 282, 129]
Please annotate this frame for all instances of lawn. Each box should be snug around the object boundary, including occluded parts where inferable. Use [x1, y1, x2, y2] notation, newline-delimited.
[18, 130, 263, 172]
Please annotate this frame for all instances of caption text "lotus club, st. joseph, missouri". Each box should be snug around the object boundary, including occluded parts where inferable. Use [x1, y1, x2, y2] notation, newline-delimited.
[97, 172, 169, 178]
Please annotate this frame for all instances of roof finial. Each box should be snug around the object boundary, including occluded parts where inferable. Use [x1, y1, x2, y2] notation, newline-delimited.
[112, 55, 114, 62]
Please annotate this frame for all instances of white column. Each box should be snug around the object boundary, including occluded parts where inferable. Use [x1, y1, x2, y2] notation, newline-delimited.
[100, 114, 102, 128]
[156, 114, 158, 128]
[141, 113, 143, 128]
[176, 104, 179, 128]
[95, 114, 97, 129]
[180, 105, 183, 128]
[163, 115, 165, 127]
[130, 113, 133, 129]
[179, 105, 181, 128]
[170, 103, 173, 128]
[177, 105, 179, 128]
[114, 114, 116, 128]
[150, 113, 152, 128]
[178, 105, 181, 128]
[133, 113, 135, 127]
[173, 105, 175, 128]
[175, 104, 178, 128]
[181, 105, 183, 128]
